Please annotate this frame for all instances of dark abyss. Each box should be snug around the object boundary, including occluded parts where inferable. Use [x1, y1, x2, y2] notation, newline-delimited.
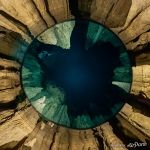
[22, 20, 132, 129]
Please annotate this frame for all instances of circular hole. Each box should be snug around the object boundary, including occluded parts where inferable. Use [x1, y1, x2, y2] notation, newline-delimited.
[21, 19, 132, 129]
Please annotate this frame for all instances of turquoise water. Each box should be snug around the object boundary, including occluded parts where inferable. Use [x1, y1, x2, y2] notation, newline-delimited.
[21, 19, 132, 129]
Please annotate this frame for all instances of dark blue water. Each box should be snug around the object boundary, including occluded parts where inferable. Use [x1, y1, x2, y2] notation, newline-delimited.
[22, 20, 132, 129]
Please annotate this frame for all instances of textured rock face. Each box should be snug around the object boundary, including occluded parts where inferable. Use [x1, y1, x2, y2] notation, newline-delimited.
[47, 0, 72, 22]
[117, 103, 150, 142]
[132, 65, 150, 98]
[20, 122, 100, 150]
[97, 123, 127, 150]
[114, 0, 150, 51]
[0, 14, 32, 43]
[0, 0, 150, 149]
[0, 107, 39, 149]
[0, 0, 47, 36]
[32, 0, 55, 27]
[91, 0, 132, 28]
[0, 26, 29, 63]
[0, 59, 21, 104]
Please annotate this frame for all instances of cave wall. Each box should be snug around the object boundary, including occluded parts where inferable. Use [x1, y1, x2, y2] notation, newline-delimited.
[0, 0, 150, 149]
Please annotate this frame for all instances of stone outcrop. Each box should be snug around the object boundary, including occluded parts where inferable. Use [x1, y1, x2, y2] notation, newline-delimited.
[32, 0, 55, 27]
[47, 0, 72, 22]
[20, 122, 100, 150]
[117, 103, 150, 142]
[97, 123, 127, 150]
[114, 0, 150, 51]
[0, 14, 32, 42]
[0, 58, 21, 104]
[91, 0, 132, 28]
[0, 107, 39, 149]
[131, 65, 150, 98]
[0, 0, 47, 37]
